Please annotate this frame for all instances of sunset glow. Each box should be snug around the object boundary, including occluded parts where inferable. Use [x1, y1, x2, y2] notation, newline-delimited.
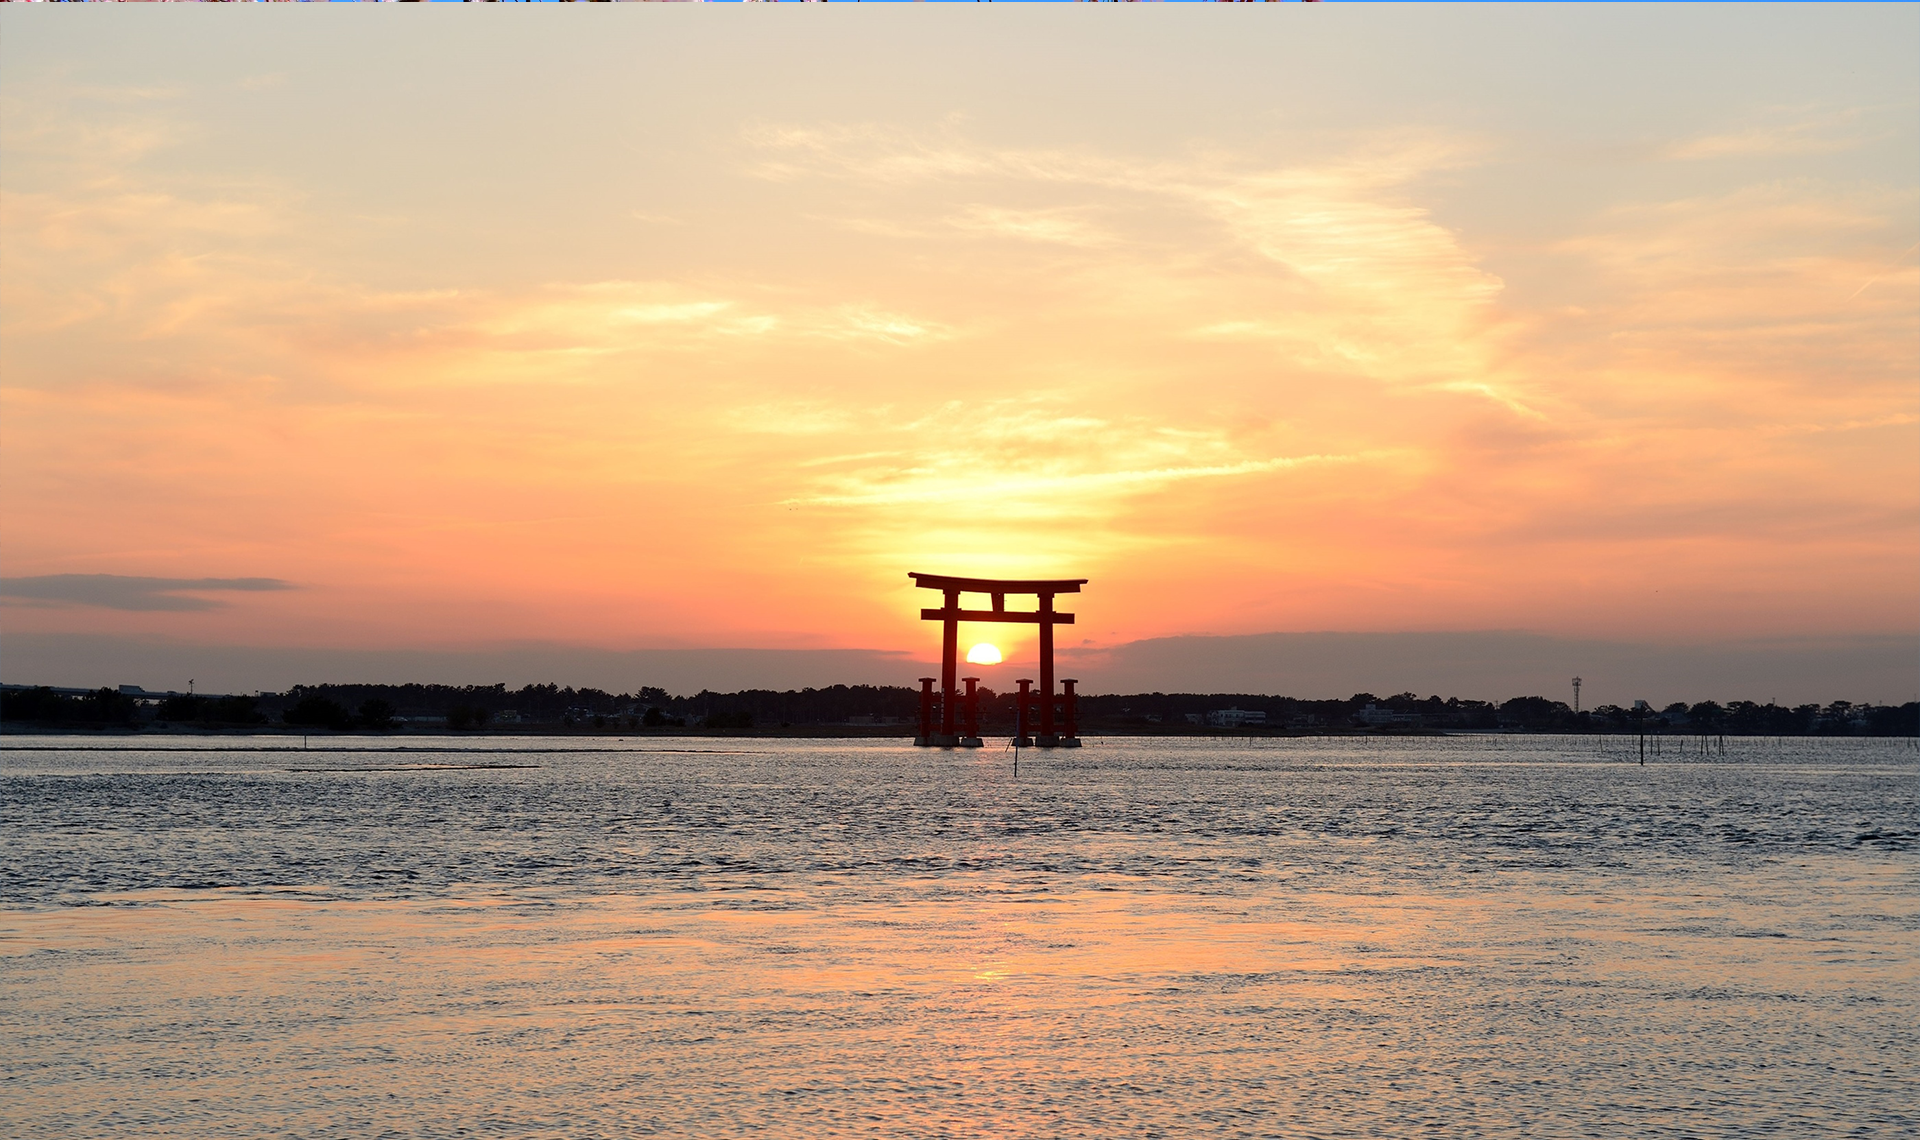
[1, 9, 1914, 695]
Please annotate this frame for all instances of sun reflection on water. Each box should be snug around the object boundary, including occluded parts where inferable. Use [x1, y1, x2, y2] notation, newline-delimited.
[0, 736, 1913, 1136]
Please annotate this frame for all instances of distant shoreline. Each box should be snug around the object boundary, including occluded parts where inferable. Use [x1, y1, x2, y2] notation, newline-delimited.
[7, 724, 1913, 742]
[0, 724, 1431, 740]
[5, 682, 1914, 738]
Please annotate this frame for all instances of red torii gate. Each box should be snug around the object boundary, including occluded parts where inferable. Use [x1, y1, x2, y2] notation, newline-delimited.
[909, 571, 1087, 748]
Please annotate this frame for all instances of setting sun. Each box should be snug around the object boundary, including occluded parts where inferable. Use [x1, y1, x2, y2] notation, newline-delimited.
[966, 643, 1003, 666]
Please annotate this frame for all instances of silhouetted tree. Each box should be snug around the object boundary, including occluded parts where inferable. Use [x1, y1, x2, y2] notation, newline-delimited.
[208, 695, 267, 725]
[0, 686, 136, 726]
[357, 699, 398, 730]
[1498, 696, 1575, 730]
[0, 687, 67, 723]
[447, 704, 490, 730]
[284, 695, 352, 730]
[156, 695, 203, 722]
[155, 694, 265, 726]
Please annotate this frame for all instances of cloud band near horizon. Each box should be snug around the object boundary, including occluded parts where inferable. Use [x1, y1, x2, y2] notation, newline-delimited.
[0, 575, 295, 612]
[2, 629, 1910, 709]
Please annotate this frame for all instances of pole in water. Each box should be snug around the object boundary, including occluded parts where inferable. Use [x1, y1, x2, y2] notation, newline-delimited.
[1632, 698, 1647, 764]
[1011, 677, 1035, 771]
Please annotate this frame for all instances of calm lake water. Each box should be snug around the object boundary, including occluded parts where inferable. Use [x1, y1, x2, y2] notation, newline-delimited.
[2, 734, 1915, 1138]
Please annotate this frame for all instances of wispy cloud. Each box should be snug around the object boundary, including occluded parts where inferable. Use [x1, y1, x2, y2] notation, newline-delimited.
[946, 205, 1114, 247]
[1664, 107, 1866, 161]
[786, 454, 1349, 509]
[747, 123, 1514, 405]
[776, 396, 1360, 519]
[1548, 181, 1919, 393]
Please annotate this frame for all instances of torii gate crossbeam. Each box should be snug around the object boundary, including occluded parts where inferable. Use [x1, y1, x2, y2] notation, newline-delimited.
[910, 572, 1087, 747]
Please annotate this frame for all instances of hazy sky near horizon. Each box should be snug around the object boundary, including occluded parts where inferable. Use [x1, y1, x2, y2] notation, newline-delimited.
[2, 7, 1915, 680]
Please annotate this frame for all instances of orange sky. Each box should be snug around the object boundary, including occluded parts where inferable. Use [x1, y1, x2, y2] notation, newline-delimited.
[2, 8, 1915, 677]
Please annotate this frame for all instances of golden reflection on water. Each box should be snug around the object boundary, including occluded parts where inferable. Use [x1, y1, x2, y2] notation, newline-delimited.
[3, 736, 1915, 1136]
[5, 862, 1914, 1137]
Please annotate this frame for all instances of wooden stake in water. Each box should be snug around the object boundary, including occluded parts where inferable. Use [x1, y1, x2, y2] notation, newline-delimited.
[1013, 700, 1021, 777]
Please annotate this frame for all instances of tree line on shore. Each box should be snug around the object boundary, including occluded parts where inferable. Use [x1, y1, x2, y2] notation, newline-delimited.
[2, 681, 1914, 736]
